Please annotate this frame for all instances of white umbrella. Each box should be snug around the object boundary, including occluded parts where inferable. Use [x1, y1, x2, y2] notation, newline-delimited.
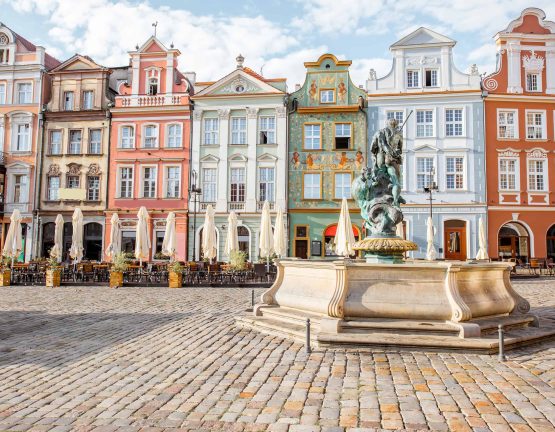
[259, 201, 274, 265]
[334, 198, 355, 258]
[476, 216, 489, 260]
[69, 208, 84, 264]
[135, 206, 150, 265]
[201, 205, 217, 261]
[50, 214, 64, 262]
[426, 216, 437, 261]
[161, 212, 177, 260]
[105, 213, 121, 260]
[3, 209, 23, 264]
[224, 211, 239, 260]
[273, 206, 287, 258]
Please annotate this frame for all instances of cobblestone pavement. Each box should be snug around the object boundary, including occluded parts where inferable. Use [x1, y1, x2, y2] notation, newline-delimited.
[0, 281, 554, 432]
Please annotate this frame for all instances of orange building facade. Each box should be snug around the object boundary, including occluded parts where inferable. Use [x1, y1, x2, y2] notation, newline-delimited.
[105, 36, 193, 261]
[483, 8, 555, 261]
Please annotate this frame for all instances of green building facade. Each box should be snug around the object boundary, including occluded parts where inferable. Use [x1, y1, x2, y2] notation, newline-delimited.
[287, 54, 367, 258]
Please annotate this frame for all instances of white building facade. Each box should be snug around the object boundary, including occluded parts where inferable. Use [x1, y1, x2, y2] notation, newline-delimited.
[189, 56, 287, 261]
[367, 28, 486, 260]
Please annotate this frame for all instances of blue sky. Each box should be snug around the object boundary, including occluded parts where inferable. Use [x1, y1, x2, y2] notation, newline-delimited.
[1, 0, 554, 87]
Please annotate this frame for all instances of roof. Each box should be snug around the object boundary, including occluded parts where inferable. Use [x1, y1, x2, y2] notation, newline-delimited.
[390, 27, 456, 49]
[12, 29, 61, 70]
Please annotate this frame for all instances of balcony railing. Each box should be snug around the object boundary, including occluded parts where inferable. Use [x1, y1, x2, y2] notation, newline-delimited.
[199, 202, 215, 211]
[228, 202, 245, 212]
[257, 201, 275, 211]
[118, 94, 185, 108]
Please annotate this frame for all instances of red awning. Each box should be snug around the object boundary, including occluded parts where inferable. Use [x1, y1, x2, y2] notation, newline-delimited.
[324, 224, 358, 237]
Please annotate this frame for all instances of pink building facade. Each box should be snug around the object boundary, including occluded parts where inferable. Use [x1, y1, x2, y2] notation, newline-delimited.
[106, 36, 193, 261]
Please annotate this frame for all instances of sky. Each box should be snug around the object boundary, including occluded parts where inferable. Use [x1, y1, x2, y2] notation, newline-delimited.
[1, 0, 554, 88]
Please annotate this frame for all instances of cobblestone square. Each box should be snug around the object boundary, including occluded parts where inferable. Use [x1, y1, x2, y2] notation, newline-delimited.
[0, 281, 554, 431]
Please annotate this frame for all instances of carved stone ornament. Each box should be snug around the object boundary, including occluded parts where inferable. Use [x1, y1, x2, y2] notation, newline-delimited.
[0, 33, 8, 45]
[218, 77, 259, 95]
[120, 219, 137, 228]
[275, 106, 286, 118]
[368, 68, 377, 80]
[497, 148, 520, 158]
[406, 56, 438, 66]
[218, 108, 230, 119]
[482, 77, 498, 91]
[247, 107, 259, 119]
[47, 164, 61, 177]
[88, 163, 101, 175]
[153, 219, 167, 229]
[470, 64, 479, 75]
[522, 50, 545, 71]
[526, 148, 547, 159]
[193, 110, 203, 121]
[67, 163, 81, 175]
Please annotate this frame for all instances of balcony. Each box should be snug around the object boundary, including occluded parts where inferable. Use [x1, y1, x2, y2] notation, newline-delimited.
[118, 94, 185, 108]
[257, 201, 275, 211]
[199, 202, 215, 211]
[228, 202, 245, 212]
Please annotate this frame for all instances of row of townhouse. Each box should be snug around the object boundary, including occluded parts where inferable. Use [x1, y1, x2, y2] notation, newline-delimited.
[0, 7, 554, 263]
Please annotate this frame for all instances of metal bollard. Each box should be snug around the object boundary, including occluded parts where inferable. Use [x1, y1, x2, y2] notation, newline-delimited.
[498, 324, 506, 362]
[306, 318, 312, 354]
[251, 289, 255, 308]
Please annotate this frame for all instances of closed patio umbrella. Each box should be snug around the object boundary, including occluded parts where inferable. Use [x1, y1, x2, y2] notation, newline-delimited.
[135, 206, 150, 265]
[50, 214, 64, 262]
[3, 209, 23, 265]
[334, 198, 355, 258]
[259, 201, 274, 268]
[224, 211, 239, 260]
[476, 216, 489, 260]
[69, 208, 84, 264]
[161, 212, 177, 261]
[201, 204, 217, 262]
[273, 206, 287, 258]
[105, 213, 121, 260]
[426, 216, 437, 261]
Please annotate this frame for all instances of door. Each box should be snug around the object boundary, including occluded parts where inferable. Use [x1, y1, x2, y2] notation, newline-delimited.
[295, 240, 308, 259]
[444, 224, 467, 261]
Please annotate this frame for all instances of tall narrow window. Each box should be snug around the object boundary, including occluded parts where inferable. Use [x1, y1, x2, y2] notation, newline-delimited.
[259, 116, 276, 144]
[89, 129, 101, 154]
[47, 176, 60, 200]
[386, 111, 404, 124]
[259, 167, 275, 203]
[416, 110, 433, 137]
[142, 167, 157, 198]
[148, 77, 158, 95]
[165, 166, 180, 198]
[526, 73, 540, 92]
[17, 83, 32, 104]
[120, 126, 134, 148]
[526, 112, 544, 139]
[303, 173, 321, 199]
[304, 124, 321, 150]
[499, 158, 517, 190]
[64, 91, 74, 111]
[230, 168, 246, 202]
[67, 175, 80, 189]
[13, 175, 28, 203]
[82, 90, 94, 109]
[334, 173, 351, 199]
[335, 123, 351, 149]
[407, 70, 419, 88]
[166, 124, 182, 148]
[49, 130, 62, 155]
[424, 69, 438, 87]
[231, 117, 247, 144]
[445, 109, 463, 136]
[143, 125, 158, 148]
[203, 118, 219, 145]
[15, 123, 30, 151]
[498, 111, 516, 139]
[416, 157, 434, 190]
[446, 157, 464, 190]
[87, 176, 100, 201]
[119, 167, 133, 198]
[528, 160, 546, 191]
[202, 168, 217, 202]
[69, 130, 82, 154]
[0, 84, 5, 104]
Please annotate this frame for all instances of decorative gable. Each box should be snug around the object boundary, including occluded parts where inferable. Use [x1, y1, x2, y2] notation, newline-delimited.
[51, 54, 103, 72]
[212, 75, 263, 95]
[391, 27, 455, 48]
[195, 66, 283, 98]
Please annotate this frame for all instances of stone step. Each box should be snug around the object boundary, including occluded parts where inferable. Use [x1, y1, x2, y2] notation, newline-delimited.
[340, 318, 460, 336]
[235, 315, 313, 344]
[472, 314, 538, 334]
[257, 305, 323, 328]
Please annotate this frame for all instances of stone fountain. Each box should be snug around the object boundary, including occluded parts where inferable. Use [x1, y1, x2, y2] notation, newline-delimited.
[237, 119, 555, 352]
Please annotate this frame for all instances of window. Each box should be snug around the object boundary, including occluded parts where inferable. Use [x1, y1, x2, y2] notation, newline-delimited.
[202, 168, 217, 202]
[259, 167, 275, 202]
[17, 83, 32, 104]
[335, 123, 351, 149]
[64, 91, 74, 111]
[407, 70, 419, 88]
[230, 168, 246, 202]
[143, 125, 158, 148]
[142, 167, 157, 198]
[47, 176, 60, 200]
[82, 90, 94, 109]
[528, 159, 546, 191]
[304, 124, 321, 150]
[15, 123, 30, 151]
[87, 176, 100, 201]
[148, 77, 158, 95]
[320, 90, 334, 103]
[334, 173, 351, 199]
[166, 124, 182, 148]
[67, 175, 80, 189]
[526, 112, 544, 139]
[425, 69, 438, 87]
[446, 157, 464, 190]
[526, 73, 540, 92]
[203, 118, 219, 145]
[0, 84, 5, 104]
[499, 158, 517, 190]
[89, 129, 101, 154]
[121, 232, 136, 253]
[416, 157, 434, 190]
[416, 110, 433, 137]
[259, 116, 276, 144]
[120, 126, 134, 148]
[0, 49, 8, 64]
[13, 175, 28, 203]
[498, 111, 516, 139]
[49, 130, 62, 155]
[303, 173, 321, 199]
[231, 117, 247, 145]
[386, 111, 404, 124]
[69, 130, 82, 154]
[445, 109, 463, 137]
[165, 166, 180, 198]
[119, 167, 133, 198]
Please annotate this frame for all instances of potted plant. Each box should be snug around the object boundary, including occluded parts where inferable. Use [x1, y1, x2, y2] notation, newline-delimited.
[168, 261, 184, 288]
[154, 252, 170, 261]
[45, 251, 63, 288]
[229, 250, 248, 271]
[0, 255, 12, 286]
[110, 252, 128, 288]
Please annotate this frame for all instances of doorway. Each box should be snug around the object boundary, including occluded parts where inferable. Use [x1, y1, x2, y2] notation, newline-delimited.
[84, 223, 103, 261]
[444, 220, 467, 260]
[498, 222, 530, 262]
[547, 225, 555, 260]
[293, 225, 308, 259]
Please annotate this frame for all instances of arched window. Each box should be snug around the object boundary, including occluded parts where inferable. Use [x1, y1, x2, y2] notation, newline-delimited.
[498, 222, 530, 263]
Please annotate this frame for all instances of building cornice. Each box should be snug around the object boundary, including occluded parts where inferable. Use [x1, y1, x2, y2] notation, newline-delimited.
[296, 106, 361, 114]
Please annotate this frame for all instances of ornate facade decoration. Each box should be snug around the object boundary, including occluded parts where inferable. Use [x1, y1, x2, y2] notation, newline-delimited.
[406, 56, 439, 66]
[526, 148, 548, 158]
[522, 50, 545, 71]
[482, 77, 499, 91]
[218, 108, 230, 119]
[497, 148, 521, 158]
[47, 164, 61, 177]
[87, 163, 101, 175]
[275, 106, 286, 118]
[368, 68, 377, 80]
[193, 110, 203, 121]
[67, 163, 82, 175]
[217, 77, 259, 94]
[0, 33, 8, 45]
[247, 107, 259, 119]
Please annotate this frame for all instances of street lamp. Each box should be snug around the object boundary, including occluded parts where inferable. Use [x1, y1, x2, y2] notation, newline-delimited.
[423, 166, 438, 219]
[189, 170, 202, 260]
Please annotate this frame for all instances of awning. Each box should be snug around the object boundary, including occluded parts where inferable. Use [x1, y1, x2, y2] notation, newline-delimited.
[324, 224, 358, 237]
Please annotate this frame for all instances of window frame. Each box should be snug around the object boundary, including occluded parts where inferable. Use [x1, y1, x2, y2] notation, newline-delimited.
[302, 172, 323, 200]
[229, 166, 246, 203]
[88, 129, 102, 154]
[498, 156, 519, 192]
[203, 117, 219, 145]
[333, 122, 352, 150]
[13, 122, 31, 152]
[445, 108, 464, 137]
[140, 165, 158, 198]
[49, 129, 63, 155]
[230, 116, 247, 145]
[47, 176, 60, 201]
[0, 83, 5, 104]
[415, 156, 436, 191]
[303, 122, 322, 151]
[258, 166, 276, 203]
[119, 124, 135, 149]
[117, 165, 134, 199]
[86, 175, 101, 201]
[424, 69, 438, 88]
[201, 167, 217, 203]
[319, 89, 335, 104]
[415, 109, 434, 138]
[407, 70, 420, 88]
[17, 82, 32, 104]
[527, 156, 548, 192]
[445, 156, 466, 191]
[68, 129, 83, 155]
[66, 175, 80, 189]
[166, 123, 182, 148]
[142, 124, 159, 149]
[525, 72, 541, 93]
[525, 110, 546, 140]
[497, 109, 519, 140]
[12, 173, 29, 203]
[333, 171, 353, 200]
[82, 90, 94, 110]
[163, 165, 181, 199]
[63, 91, 74, 111]
[259, 115, 276, 145]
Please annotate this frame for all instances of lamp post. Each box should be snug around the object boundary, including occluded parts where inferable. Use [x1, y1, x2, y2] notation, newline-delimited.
[423, 166, 438, 219]
[189, 170, 202, 261]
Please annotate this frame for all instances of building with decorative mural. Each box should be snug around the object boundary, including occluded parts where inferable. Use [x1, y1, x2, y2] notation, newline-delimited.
[287, 54, 367, 259]
[106, 36, 193, 261]
[367, 27, 486, 260]
[0, 23, 59, 261]
[189, 55, 287, 260]
[482, 8, 555, 262]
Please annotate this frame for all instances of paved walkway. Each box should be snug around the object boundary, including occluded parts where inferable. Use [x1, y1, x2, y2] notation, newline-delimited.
[0, 281, 554, 432]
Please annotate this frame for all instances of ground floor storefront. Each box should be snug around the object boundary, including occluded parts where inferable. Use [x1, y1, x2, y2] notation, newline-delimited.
[0, 213, 34, 262]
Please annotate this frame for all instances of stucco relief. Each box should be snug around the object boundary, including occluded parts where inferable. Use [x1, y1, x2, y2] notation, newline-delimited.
[522, 51, 545, 71]
[47, 164, 61, 177]
[88, 163, 101, 175]
[406, 56, 439, 66]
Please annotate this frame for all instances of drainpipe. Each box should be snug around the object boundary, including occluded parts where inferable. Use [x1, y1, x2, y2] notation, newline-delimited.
[481, 85, 489, 257]
[32, 71, 47, 259]
[104, 105, 113, 258]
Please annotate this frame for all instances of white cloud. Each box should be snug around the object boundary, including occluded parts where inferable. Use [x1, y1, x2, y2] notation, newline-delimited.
[348, 57, 392, 87]
[263, 46, 329, 89]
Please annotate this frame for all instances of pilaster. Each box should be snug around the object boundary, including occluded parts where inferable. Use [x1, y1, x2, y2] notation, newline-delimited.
[275, 106, 287, 210]
[216, 109, 230, 213]
[507, 42, 522, 93]
[246, 107, 259, 213]
[546, 42, 555, 94]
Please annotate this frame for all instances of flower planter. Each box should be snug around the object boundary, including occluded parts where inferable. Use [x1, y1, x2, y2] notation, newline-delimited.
[168, 271, 183, 288]
[46, 269, 61, 287]
[0, 270, 11, 286]
[110, 271, 123, 288]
